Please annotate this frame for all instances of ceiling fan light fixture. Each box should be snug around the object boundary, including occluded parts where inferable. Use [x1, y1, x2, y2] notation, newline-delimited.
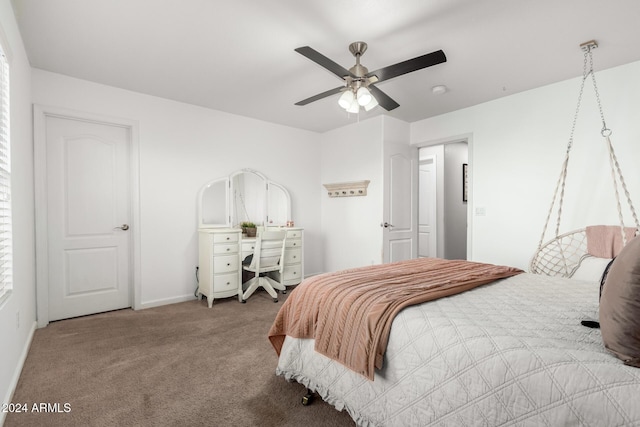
[346, 100, 360, 113]
[338, 90, 355, 109]
[356, 86, 372, 106]
[364, 95, 379, 111]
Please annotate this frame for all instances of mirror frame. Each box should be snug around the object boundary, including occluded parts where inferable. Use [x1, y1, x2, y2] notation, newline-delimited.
[197, 176, 230, 228]
[198, 168, 291, 229]
[266, 180, 292, 226]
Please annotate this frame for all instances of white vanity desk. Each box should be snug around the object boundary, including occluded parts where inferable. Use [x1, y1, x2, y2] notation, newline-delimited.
[196, 169, 303, 307]
[198, 227, 304, 307]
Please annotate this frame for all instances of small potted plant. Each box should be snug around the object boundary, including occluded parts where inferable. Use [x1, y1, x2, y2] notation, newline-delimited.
[240, 221, 257, 237]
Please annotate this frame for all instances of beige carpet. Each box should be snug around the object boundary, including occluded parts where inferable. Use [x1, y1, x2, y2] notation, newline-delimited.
[5, 290, 355, 427]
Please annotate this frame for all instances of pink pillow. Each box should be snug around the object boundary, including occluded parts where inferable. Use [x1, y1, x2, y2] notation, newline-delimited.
[599, 235, 640, 367]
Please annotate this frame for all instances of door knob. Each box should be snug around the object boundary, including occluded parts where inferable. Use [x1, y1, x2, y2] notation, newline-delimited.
[381, 222, 395, 228]
[114, 224, 130, 231]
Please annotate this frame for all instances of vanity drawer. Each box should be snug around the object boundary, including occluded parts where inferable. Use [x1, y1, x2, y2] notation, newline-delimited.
[214, 254, 239, 273]
[286, 229, 302, 239]
[285, 239, 301, 249]
[282, 265, 301, 281]
[214, 273, 238, 292]
[213, 233, 239, 244]
[284, 248, 302, 264]
[213, 243, 238, 255]
[241, 242, 256, 253]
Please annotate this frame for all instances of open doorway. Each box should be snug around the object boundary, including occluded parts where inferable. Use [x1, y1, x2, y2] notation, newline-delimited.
[418, 141, 468, 260]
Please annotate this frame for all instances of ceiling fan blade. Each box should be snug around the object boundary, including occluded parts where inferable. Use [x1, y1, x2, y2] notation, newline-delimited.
[369, 85, 400, 111]
[295, 86, 345, 106]
[366, 49, 446, 83]
[295, 46, 356, 79]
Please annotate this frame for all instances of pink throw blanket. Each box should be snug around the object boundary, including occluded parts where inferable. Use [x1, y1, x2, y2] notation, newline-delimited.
[268, 258, 523, 380]
[586, 225, 638, 258]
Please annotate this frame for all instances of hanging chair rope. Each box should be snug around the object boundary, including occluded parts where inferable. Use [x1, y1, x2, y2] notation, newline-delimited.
[605, 135, 640, 234]
[536, 46, 593, 251]
[532, 44, 639, 276]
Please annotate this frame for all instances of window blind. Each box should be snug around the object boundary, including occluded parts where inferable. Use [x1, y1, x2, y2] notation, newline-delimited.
[0, 47, 11, 303]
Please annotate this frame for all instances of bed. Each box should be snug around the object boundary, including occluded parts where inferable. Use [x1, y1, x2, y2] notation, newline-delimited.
[268, 257, 640, 426]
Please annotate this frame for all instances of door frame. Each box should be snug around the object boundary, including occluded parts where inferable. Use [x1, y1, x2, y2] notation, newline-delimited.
[415, 133, 473, 261]
[33, 104, 141, 327]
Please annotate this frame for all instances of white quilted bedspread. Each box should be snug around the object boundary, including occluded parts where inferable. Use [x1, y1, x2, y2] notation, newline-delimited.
[275, 273, 640, 426]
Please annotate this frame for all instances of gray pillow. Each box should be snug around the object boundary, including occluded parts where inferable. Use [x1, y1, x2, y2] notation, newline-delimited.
[599, 234, 640, 367]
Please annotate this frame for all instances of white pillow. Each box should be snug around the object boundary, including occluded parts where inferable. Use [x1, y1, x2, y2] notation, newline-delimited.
[571, 256, 613, 283]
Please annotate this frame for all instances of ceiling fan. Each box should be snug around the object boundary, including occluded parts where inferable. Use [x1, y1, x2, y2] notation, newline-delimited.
[294, 41, 446, 113]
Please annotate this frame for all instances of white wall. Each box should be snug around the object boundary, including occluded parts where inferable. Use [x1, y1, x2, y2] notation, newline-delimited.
[411, 60, 640, 270]
[31, 69, 323, 308]
[320, 116, 384, 271]
[0, 0, 37, 420]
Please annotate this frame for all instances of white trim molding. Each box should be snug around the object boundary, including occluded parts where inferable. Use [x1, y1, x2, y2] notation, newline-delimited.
[0, 321, 36, 426]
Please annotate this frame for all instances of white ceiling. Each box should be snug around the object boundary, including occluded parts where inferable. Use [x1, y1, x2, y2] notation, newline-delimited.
[11, 0, 640, 133]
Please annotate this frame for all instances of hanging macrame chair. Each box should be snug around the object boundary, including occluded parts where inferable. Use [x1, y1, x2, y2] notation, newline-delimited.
[529, 41, 640, 277]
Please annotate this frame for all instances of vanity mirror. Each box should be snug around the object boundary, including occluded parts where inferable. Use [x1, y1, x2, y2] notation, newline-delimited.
[198, 169, 291, 228]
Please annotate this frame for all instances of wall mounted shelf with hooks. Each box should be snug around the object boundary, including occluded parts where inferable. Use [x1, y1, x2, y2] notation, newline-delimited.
[323, 180, 370, 197]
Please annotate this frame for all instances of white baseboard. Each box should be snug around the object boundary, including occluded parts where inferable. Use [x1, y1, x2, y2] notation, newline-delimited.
[1, 320, 37, 427]
[138, 293, 197, 310]
[137, 275, 327, 311]
[303, 271, 324, 278]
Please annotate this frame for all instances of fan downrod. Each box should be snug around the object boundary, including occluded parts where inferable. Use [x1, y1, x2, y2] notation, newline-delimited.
[348, 42, 369, 77]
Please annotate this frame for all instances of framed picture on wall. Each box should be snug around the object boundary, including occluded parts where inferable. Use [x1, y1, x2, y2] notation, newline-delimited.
[462, 163, 468, 202]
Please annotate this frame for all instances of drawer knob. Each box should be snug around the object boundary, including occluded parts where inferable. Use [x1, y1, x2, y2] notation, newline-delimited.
[226, 282, 230, 285]
[226, 248, 230, 251]
[227, 263, 231, 266]
[293, 255, 297, 259]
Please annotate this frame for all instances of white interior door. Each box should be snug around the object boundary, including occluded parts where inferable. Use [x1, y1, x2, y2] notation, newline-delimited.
[45, 115, 132, 321]
[382, 141, 418, 263]
[419, 157, 437, 257]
